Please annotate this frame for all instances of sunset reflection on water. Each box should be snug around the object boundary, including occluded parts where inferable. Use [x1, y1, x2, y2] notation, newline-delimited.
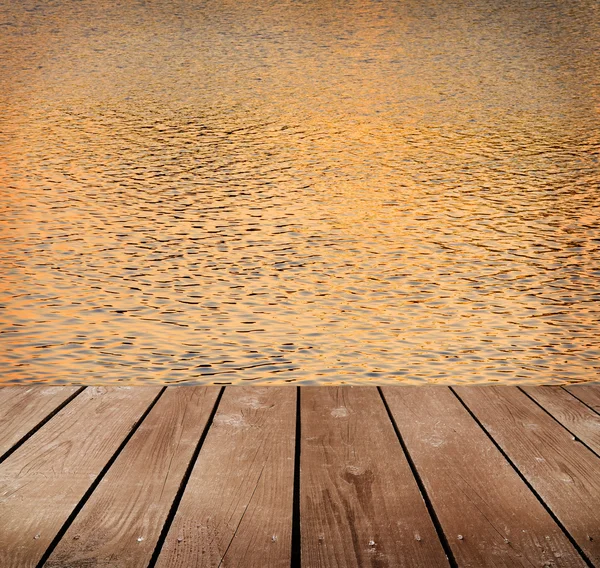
[1, 0, 599, 385]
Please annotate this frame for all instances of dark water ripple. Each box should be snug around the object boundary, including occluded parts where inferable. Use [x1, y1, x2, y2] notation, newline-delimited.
[1, 0, 599, 384]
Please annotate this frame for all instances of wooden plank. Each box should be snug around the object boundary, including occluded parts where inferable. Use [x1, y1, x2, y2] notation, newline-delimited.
[155, 387, 296, 568]
[522, 386, 600, 457]
[382, 386, 587, 568]
[45, 387, 221, 568]
[456, 386, 600, 566]
[0, 386, 81, 458]
[0, 386, 161, 568]
[565, 385, 600, 414]
[301, 387, 449, 568]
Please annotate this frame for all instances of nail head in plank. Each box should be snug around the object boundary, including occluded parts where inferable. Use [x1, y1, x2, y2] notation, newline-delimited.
[301, 386, 449, 568]
[456, 386, 600, 565]
[522, 386, 600, 457]
[44, 386, 220, 568]
[0, 386, 80, 458]
[382, 386, 587, 568]
[0, 386, 161, 568]
[155, 387, 296, 568]
[565, 385, 600, 415]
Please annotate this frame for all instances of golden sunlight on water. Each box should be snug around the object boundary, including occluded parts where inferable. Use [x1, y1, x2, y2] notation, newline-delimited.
[0, 0, 599, 385]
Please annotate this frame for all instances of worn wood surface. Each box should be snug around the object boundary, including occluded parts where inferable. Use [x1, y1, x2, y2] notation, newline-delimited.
[522, 386, 600, 457]
[45, 387, 220, 568]
[155, 387, 296, 568]
[382, 386, 586, 568]
[0, 386, 160, 568]
[565, 385, 600, 414]
[456, 386, 600, 566]
[0, 386, 81, 458]
[301, 387, 449, 568]
[0, 384, 598, 568]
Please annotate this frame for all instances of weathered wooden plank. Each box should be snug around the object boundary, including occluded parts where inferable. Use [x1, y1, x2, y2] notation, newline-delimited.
[0, 386, 161, 568]
[565, 385, 600, 415]
[456, 386, 600, 566]
[45, 387, 221, 568]
[301, 387, 449, 568]
[155, 387, 296, 568]
[0, 386, 81, 458]
[522, 386, 600, 457]
[382, 386, 587, 568]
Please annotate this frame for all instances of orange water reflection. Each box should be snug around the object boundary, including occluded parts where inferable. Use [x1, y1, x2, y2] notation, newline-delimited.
[1, 0, 599, 384]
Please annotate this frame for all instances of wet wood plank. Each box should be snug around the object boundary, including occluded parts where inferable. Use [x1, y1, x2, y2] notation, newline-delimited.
[565, 385, 600, 414]
[456, 386, 600, 566]
[0, 386, 81, 458]
[382, 386, 586, 568]
[522, 386, 600, 457]
[301, 387, 449, 568]
[155, 387, 296, 568]
[0, 386, 161, 568]
[45, 387, 221, 568]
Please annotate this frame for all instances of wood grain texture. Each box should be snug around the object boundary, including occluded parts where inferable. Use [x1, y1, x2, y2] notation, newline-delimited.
[382, 386, 586, 568]
[565, 385, 600, 414]
[301, 387, 449, 568]
[456, 386, 600, 566]
[0, 386, 160, 568]
[0, 386, 80, 458]
[522, 386, 600, 457]
[45, 387, 220, 568]
[155, 387, 296, 568]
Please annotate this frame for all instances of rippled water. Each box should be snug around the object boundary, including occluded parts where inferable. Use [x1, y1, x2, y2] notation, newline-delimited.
[1, 0, 599, 385]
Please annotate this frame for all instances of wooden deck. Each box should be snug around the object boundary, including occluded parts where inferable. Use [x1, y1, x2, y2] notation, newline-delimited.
[1, 385, 599, 568]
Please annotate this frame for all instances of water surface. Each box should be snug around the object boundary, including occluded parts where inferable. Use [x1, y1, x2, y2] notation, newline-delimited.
[1, 0, 599, 384]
